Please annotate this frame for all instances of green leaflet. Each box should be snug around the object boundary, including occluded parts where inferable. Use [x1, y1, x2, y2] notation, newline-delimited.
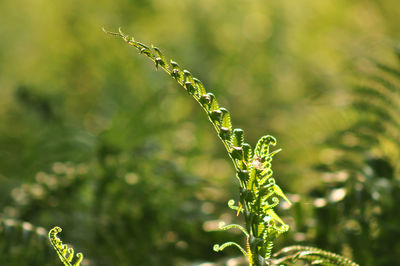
[231, 128, 244, 147]
[220, 108, 232, 130]
[270, 184, 292, 205]
[210, 109, 222, 124]
[230, 129, 245, 162]
[208, 93, 219, 112]
[219, 108, 232, 140]
[152, 46, 168, 69]
[242, 142, 253, 163]
[193, 78, 207, 96]
[170, 60, 183, 82]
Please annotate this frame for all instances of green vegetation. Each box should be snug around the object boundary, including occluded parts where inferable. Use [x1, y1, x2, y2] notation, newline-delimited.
[1, 0, 399, 265]
[97, 29, 358, 265]
[48, 227, 83, 266]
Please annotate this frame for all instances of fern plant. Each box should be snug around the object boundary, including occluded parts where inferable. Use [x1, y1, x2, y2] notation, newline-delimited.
[103, 28, 292, 265]
[48, 226, 83, 266]
[0, 216, 54, 265]
[96, 28, 360, 266]
[46, 28, 361, 266]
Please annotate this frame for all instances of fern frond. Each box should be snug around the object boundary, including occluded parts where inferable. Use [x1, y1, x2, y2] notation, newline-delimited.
[48, 226, 83, 266]
[104, 28, 293, 265]
[218, 223, 249, 237]
[272, 245, 359, 266]
[303, 55, 400, 266]
[254, 135, 277, 158]
[228, 199, 240, 211]
[320, 54, 400, 176]
[375, 61, 400, 80]
[213, 242, 248, 257]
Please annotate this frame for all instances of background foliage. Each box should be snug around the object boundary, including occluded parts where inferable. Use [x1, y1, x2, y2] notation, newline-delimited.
[0, 0, 399, 265]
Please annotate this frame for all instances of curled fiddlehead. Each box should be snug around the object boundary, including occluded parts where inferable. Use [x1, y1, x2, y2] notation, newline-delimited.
[48, 226, 83, 266]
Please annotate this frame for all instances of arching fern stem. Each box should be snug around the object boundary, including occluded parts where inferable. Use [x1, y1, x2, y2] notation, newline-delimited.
[103, 28, 292, 266]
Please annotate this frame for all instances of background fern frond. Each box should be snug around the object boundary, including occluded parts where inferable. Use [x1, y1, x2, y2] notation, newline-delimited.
[0, 216, 54, 265]
[299, 49, 400, 266]
[272, 245, 359, 266]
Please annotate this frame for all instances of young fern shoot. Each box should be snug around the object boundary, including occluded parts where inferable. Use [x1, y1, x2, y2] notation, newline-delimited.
[48, 226, 84, 266]
[103, 28, 291, 265]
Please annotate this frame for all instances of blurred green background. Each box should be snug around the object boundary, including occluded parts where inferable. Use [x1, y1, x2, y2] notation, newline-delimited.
[1, 0, 400, 265]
